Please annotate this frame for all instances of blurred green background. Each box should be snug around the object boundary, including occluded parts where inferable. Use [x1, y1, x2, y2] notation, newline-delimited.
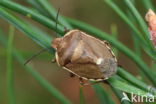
[0, 0, 156, 104]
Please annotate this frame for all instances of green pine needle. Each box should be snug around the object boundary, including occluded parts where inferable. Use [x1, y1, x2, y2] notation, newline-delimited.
[7, 25, 15, 104]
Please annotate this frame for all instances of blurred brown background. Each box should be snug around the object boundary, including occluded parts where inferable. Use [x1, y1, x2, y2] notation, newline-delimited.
[0, 0, 156, 104]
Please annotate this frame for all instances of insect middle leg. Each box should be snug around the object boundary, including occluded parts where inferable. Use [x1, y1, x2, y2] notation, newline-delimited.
[51, 58, 56, 63]
[79, 78, 103, 86]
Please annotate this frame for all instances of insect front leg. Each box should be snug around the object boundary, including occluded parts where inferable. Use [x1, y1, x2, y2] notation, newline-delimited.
[69, 73, 75, 77]
[103, 40, 111, 47]
[51, 58, 56, 63]
[118, 64, 123, 68]
[79, 77, 85, 85]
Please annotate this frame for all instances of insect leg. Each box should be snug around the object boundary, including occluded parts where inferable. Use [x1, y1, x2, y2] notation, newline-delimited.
[102, 80, 109, 85]
[118, 64, 123, 68]
[64, 27, 70, 33]
[103, 40, 112, 48]
[69, 73, 75, 77]
[79, 79, 104, 86]
[79, 78, 85, 85]
[51, 58, 56, 63]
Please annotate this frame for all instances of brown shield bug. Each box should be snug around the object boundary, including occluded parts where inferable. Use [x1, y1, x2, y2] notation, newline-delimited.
[52, 29, 117, 84]
[23, 8, 117, 85]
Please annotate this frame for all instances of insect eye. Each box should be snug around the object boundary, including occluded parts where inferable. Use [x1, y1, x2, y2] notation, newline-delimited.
[52, 38, 62, 49]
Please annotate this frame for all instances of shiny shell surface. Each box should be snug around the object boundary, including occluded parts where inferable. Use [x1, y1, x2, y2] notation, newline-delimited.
[52, 30, 117, 81]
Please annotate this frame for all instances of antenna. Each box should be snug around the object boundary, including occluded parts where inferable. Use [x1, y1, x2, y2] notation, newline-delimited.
[55, 8, 60, 37]
[24, 48, 48, 65]
[24, 8, 61, 65]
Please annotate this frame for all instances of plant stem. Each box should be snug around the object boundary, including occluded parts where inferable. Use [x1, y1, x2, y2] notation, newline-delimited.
[117, 68, 149, 92]
[111, 87, 132, 104]
[34, 0, 72, 29]
[0, 0, 64, 34]
[111, 24, 118, 56]
[124, 0, 153, 46]
[0, 31, 71, 104]
[141, 0, 155, 11]
[92, 84, 115, 104]
[107, 76, 147, 97]
[104, 0, 156, 60]
[79, 86, 85, 104]
[7, 25, 15, 104]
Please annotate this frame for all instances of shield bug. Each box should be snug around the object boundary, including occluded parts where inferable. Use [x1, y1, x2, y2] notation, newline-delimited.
[23, 8, 117, 85]
[52, 29, 117, 84]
